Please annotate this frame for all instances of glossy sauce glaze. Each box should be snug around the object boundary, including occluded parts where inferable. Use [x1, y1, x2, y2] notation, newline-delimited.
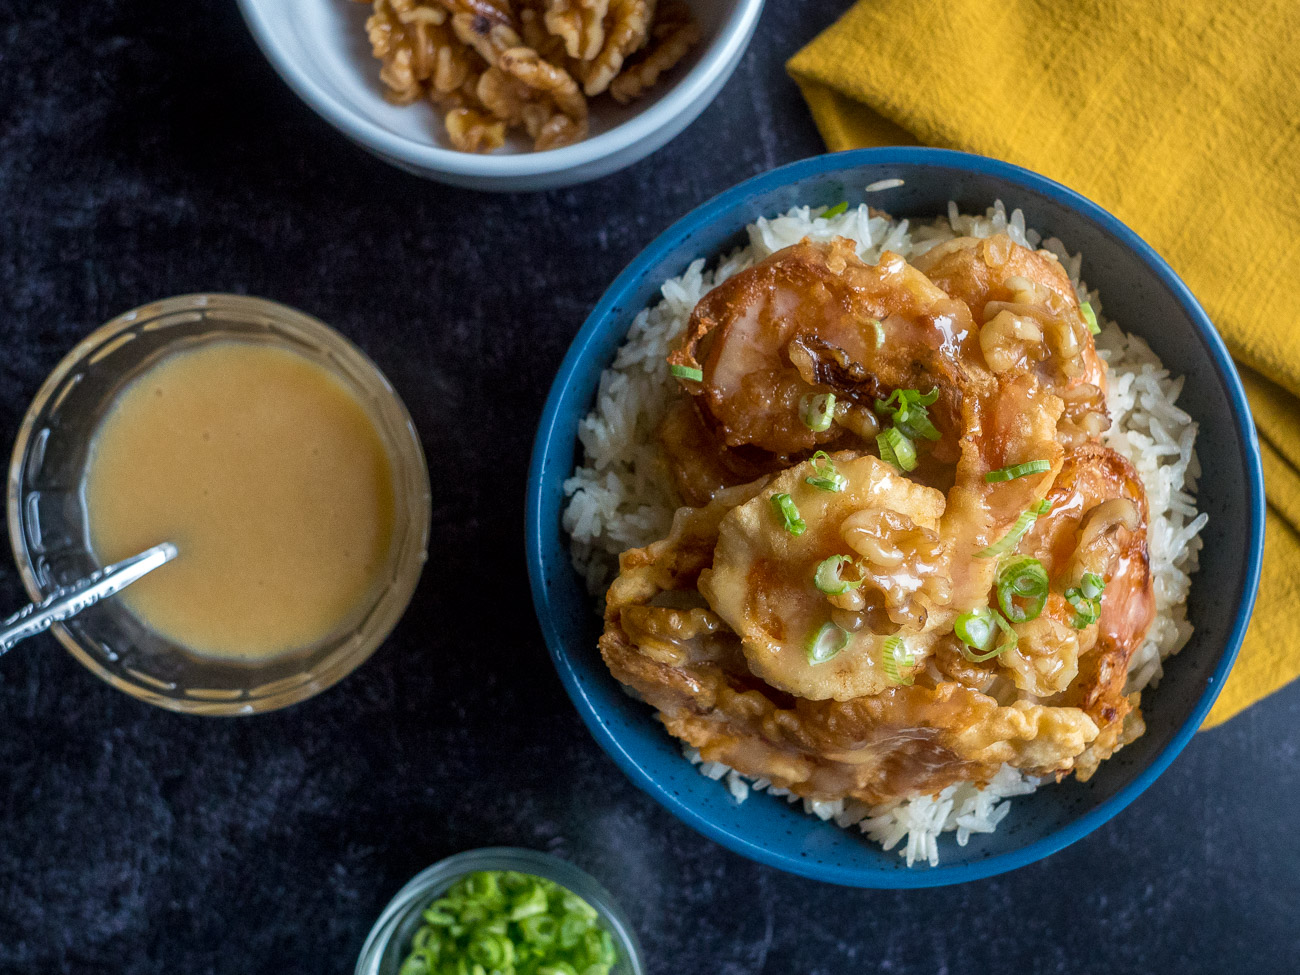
[84, 341, 396, 660]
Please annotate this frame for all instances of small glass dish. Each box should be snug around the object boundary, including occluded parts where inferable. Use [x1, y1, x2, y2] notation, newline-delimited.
[355, 848, 645, 975]
[6, 293, 431, 715]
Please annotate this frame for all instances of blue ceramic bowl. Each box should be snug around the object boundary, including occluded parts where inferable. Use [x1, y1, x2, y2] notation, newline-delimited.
[525, 148, 1265, 887]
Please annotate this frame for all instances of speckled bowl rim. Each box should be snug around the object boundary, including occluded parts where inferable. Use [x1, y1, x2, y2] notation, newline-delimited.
[525, 147, 1265, 887]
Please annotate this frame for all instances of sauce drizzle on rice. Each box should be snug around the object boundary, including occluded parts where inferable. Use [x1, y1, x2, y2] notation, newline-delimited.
[562, 199, 1206, 866]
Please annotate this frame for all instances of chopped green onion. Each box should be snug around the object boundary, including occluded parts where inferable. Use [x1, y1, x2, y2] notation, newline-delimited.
[800, 391, 836, 432]
[1065, 572, 1106, 628]
[955, 607, 1017, 662]
[875, 387, 942, 442]
[823, 201, 849, 218]
[669, 363, 703, 381]
[1080, 571, 1105, 600]
[877, 426, 917, 471]
[805, 450, 847, 492]
[814, 554, 861, 594]
[880, 635, 915, 684]
[398, 871, 618, 975]
[1080, 301, 1101, 335]
[992, 611, 1018, 654]
[509, 882, 549, 920]
[997, 556, 1050, 623]
[771, 493, 806, 535]
[976, 499, 1052, 558]
[871, 318, 886, 347]
[806, 621, 849, 664]
[877, 387, 941, 411]
[520, 913, 558, 945]
[1065, 591, 1099, 628]
[898, 411, 940, 443]
[955, 606, 997, 651]
[985, 459, 1051, 483]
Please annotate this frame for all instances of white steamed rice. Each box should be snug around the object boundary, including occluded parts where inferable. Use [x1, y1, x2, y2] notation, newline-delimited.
[562, 198, 1207, 866]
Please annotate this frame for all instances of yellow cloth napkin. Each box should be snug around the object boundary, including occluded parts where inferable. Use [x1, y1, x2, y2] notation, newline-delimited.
[787, 0, 1300, 727]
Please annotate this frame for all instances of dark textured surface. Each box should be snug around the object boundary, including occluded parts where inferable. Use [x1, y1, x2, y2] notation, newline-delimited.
[0, 2, 1296, 973]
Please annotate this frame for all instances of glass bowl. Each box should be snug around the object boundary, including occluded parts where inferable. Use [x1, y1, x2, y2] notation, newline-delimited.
[355, 848, 645, 975]
[6, 293, 431, 715]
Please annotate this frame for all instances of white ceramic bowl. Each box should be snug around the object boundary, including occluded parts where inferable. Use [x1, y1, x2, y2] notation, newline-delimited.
[236, 0, 765, 191]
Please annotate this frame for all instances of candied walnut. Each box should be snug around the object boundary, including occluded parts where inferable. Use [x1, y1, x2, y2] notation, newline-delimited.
[840, 507, 951, 629]
[425, 27, 479, 101]
[390, 0, 447, 24]
[608, 0, 699, 104]
[544, 0, 611, 60]
[445, 107, 507, 151]
[477, 65, 532, 123]
[366, 3, 424, 103]
[1001, 608, 1083, 697]
[358, 0, 691, 153]
[576, 0, 655, 97]
[435, 0, 515, 26]
[498, 46, 587, 121]
[519, 6, 570, 61]
[980, 309, 1046, 373]
[448, 9, 525, 64]
[533, 111, 588, 150]
[365, 1, 481, 107]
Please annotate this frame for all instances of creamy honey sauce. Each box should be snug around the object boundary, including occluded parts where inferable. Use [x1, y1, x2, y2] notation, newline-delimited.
[84, 341, 396, 659]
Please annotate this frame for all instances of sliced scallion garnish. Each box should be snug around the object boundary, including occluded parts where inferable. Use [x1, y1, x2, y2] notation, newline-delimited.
[805, 450, 847, 492]
[985, 459, 1051, 483]
[1080, 571, 1105, 600]
[669, 363, 703, 382]
[397, 870, 617, 975]
[880, 635, 914, 684]
[955, 606, 1017, 662]
[871, 319, 885, 348]
[955, 606, 997, 651]
[806, 621, 849, 664]
[1080, 301, 1101, 335]
[814, 554, 861, 595]
[877, 426, 917, 471]
[800, 392, 836, 433]
[997, 555, 1050, 623]
[771, 493, 806, 535]
[975, 499, 1052, 558]
[1065, 572, 1106, 628]
[875, 387, 941, 442]
[823, 201, 849, 218]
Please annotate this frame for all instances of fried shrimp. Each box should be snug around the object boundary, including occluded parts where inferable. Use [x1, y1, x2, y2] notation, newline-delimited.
[663, 237, 987, 501]
[598, 230, 1161, 809]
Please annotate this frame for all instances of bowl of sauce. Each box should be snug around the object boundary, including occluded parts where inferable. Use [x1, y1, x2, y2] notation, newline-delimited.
[7, 294, 431, 714]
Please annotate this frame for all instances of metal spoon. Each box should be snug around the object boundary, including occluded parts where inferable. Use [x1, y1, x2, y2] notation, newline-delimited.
[0, 542, 177, 656]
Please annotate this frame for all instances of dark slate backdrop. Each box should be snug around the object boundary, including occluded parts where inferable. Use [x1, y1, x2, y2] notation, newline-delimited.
[0, 2, 1296, 973]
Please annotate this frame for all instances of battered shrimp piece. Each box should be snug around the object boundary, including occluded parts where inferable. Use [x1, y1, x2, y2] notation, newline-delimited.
[595, 220, 1162, 810]
[699, 453, 950, 701]
[1022, 443, 1154, 657]
[600, 467, 1102, 801]
[938, 372, 1065, 613]
[914, 234, 1107, 441]
[1015, 442, 1155, 774]
[665, 237, 987, 480]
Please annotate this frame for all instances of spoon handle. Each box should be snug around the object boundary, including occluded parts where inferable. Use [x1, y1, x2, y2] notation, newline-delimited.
[0, 543, 178, 656]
